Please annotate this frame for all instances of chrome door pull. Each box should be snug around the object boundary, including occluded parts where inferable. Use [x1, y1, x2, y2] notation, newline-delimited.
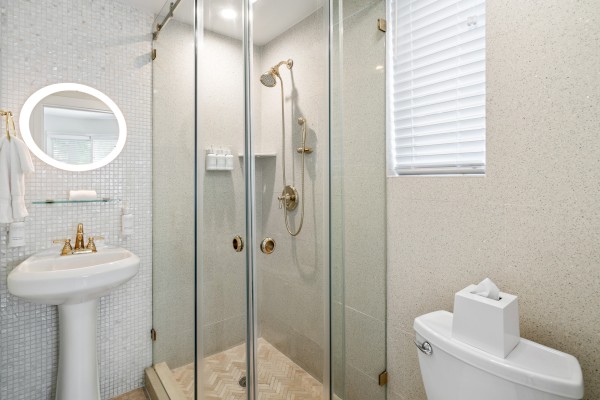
[414, 340, 433, 356]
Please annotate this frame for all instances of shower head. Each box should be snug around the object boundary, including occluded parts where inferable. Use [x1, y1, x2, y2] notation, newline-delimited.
[260, 59, 293, 87]
[260, 71, 277, 87]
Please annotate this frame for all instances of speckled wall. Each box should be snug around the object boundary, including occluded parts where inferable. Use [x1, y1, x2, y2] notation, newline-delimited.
[257, 9, 328, 381]
[387, 1, 600, 399]
[197, 29, 251, 358]
[0, 1, 153, 399]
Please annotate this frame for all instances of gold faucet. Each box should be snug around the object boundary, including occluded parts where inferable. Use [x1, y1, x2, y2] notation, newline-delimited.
[74, 223, 85, 251]
[53, 223, 99, 256]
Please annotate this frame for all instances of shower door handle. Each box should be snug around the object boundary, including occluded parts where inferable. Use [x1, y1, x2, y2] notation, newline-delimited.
[232, 235, 244, 252]
[260, 237, 275, 254]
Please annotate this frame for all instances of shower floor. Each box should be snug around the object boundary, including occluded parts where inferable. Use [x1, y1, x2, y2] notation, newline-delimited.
[172, 338, 324, 400]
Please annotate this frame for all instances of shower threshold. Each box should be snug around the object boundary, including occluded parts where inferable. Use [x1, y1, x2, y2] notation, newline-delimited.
[149, 338, 325, 400]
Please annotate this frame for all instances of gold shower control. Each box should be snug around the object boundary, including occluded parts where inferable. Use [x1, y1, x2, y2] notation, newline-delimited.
[260, 238, 275, 254]
[233, 235, 244, 252]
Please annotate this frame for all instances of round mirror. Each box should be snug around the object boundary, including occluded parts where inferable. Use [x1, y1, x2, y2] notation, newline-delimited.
[20, 83, 127, 171]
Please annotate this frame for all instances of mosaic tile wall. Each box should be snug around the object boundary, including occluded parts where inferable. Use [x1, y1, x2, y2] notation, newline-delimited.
[0, 1, 154, 399]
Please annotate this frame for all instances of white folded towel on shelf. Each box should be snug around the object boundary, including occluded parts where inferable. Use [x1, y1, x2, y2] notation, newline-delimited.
[69, 190, 98, 201]
[0, 135, 35, 223]
[471, 278, 501, 300]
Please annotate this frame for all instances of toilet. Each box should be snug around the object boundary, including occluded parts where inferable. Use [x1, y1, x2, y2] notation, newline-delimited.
[414, 311, 584, 400]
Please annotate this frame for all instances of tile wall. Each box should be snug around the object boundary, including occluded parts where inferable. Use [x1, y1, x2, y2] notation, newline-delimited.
[0, 1, 153, 398]
[387, 1, 600, 399]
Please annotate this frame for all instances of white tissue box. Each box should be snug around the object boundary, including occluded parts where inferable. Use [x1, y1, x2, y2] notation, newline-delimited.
[452, 284, 520, 358]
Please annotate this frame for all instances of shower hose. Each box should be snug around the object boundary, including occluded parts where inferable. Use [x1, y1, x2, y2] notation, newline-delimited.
[279, 77, 306, 237]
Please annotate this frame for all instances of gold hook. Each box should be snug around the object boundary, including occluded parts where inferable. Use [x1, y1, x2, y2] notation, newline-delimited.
[1, 110, 14, 141]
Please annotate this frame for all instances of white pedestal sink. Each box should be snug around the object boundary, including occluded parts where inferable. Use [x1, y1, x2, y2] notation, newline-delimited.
[7, 246, 140, 400]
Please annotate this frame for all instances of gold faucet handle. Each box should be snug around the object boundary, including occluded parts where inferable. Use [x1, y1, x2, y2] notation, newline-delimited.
[53, 239, 73, 256]
[85, 237, 97, 253]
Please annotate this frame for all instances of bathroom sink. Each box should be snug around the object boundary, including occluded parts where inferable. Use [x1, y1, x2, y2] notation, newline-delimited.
[7, 245, 139, 400]
[8, 245, 139, 305]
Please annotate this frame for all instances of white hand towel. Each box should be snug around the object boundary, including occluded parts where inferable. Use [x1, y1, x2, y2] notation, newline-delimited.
[10, 137, 34, 220]
[0, 136, 12, 223]
[471, 278, 500, 300]
[13, 136, 34, 173]
[69, 190, 98, 201]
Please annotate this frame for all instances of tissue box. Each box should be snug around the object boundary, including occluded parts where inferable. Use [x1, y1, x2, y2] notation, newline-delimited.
[452, 284, 520, 358]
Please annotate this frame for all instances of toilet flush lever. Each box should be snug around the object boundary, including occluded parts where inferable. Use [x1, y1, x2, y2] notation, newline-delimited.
[414, 340, 433, 356]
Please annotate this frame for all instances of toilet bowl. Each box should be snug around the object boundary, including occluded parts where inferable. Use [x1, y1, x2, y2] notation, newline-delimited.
[414, 311, 584, 400]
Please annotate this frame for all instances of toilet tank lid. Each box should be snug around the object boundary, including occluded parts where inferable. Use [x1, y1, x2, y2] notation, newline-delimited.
[414, 311, 584, 399]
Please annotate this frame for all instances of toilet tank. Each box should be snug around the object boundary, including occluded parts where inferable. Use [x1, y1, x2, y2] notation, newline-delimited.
[414, 311, 583, 400]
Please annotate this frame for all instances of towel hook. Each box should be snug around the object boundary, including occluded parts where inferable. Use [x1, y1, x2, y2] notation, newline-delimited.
[1, 109, 15, 141]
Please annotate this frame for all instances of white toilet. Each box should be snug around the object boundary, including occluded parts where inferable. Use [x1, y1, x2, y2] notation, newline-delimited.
[414, 311, 584, 400]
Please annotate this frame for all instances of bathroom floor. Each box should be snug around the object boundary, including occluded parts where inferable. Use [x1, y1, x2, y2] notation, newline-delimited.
[112, 388, 149, 400]
[173, 338, 324, 399]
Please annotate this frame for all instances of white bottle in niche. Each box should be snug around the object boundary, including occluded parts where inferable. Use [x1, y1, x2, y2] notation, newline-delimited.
[206, 146, 217, 170]
[216, 147, 226, 169]
[225, 148, 234, 170]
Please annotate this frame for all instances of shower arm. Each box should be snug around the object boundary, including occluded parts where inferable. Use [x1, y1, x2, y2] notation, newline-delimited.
[271, 59, 294, 76]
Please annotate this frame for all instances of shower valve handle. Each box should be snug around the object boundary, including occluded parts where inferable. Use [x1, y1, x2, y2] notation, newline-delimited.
[278, 193, 296, 209]
[278, 194, 287, 209]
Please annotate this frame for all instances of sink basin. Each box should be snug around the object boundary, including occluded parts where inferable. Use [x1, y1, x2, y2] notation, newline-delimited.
[8, 245, 140, 400]
[8, 245, 139, 305]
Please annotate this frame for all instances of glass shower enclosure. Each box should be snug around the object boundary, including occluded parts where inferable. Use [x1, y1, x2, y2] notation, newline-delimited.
[196, 0, 330, 398]
[152, 0, 387, 399]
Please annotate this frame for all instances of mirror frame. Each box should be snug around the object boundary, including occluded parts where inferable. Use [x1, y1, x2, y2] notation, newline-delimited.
[20, 83, 127, 171]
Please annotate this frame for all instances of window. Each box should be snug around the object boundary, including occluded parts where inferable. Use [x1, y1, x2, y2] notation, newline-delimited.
[387, 0, 486, 175]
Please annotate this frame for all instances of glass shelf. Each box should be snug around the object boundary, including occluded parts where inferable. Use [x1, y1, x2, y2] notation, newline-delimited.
[32, 199, 114, 204]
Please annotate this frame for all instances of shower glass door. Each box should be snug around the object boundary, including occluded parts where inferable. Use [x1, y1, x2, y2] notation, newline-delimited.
[196, 0, 249, 398]
[252, 1, 330, 399]
[197, 0, 330, 399]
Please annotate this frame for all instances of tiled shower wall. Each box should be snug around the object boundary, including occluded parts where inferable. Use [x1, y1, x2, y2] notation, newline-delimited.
[0, 1, 153, 399]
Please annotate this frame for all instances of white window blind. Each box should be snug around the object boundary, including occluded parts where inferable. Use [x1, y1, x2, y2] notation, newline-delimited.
[48, 133, 117, 165]
[389, 0, 486, 175]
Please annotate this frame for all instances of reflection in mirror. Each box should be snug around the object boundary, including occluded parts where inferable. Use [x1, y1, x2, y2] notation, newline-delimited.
[20, 83, 126, 172]
[31, 91, 119, 165]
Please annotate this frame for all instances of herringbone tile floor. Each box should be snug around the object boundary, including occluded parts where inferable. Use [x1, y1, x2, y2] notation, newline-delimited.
[172, 338, 324, 400]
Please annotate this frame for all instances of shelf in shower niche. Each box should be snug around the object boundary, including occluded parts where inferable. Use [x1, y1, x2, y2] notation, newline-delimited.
[237, 153, 276, 158]
[32, 199, 115, 205]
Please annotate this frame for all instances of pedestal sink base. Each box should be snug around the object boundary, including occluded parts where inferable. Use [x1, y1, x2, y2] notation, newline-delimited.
[7, 245, 140, 400]
[56, 300, 100, 400]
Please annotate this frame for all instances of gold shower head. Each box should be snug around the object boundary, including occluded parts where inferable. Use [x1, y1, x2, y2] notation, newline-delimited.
[260, 59, 293, 87]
